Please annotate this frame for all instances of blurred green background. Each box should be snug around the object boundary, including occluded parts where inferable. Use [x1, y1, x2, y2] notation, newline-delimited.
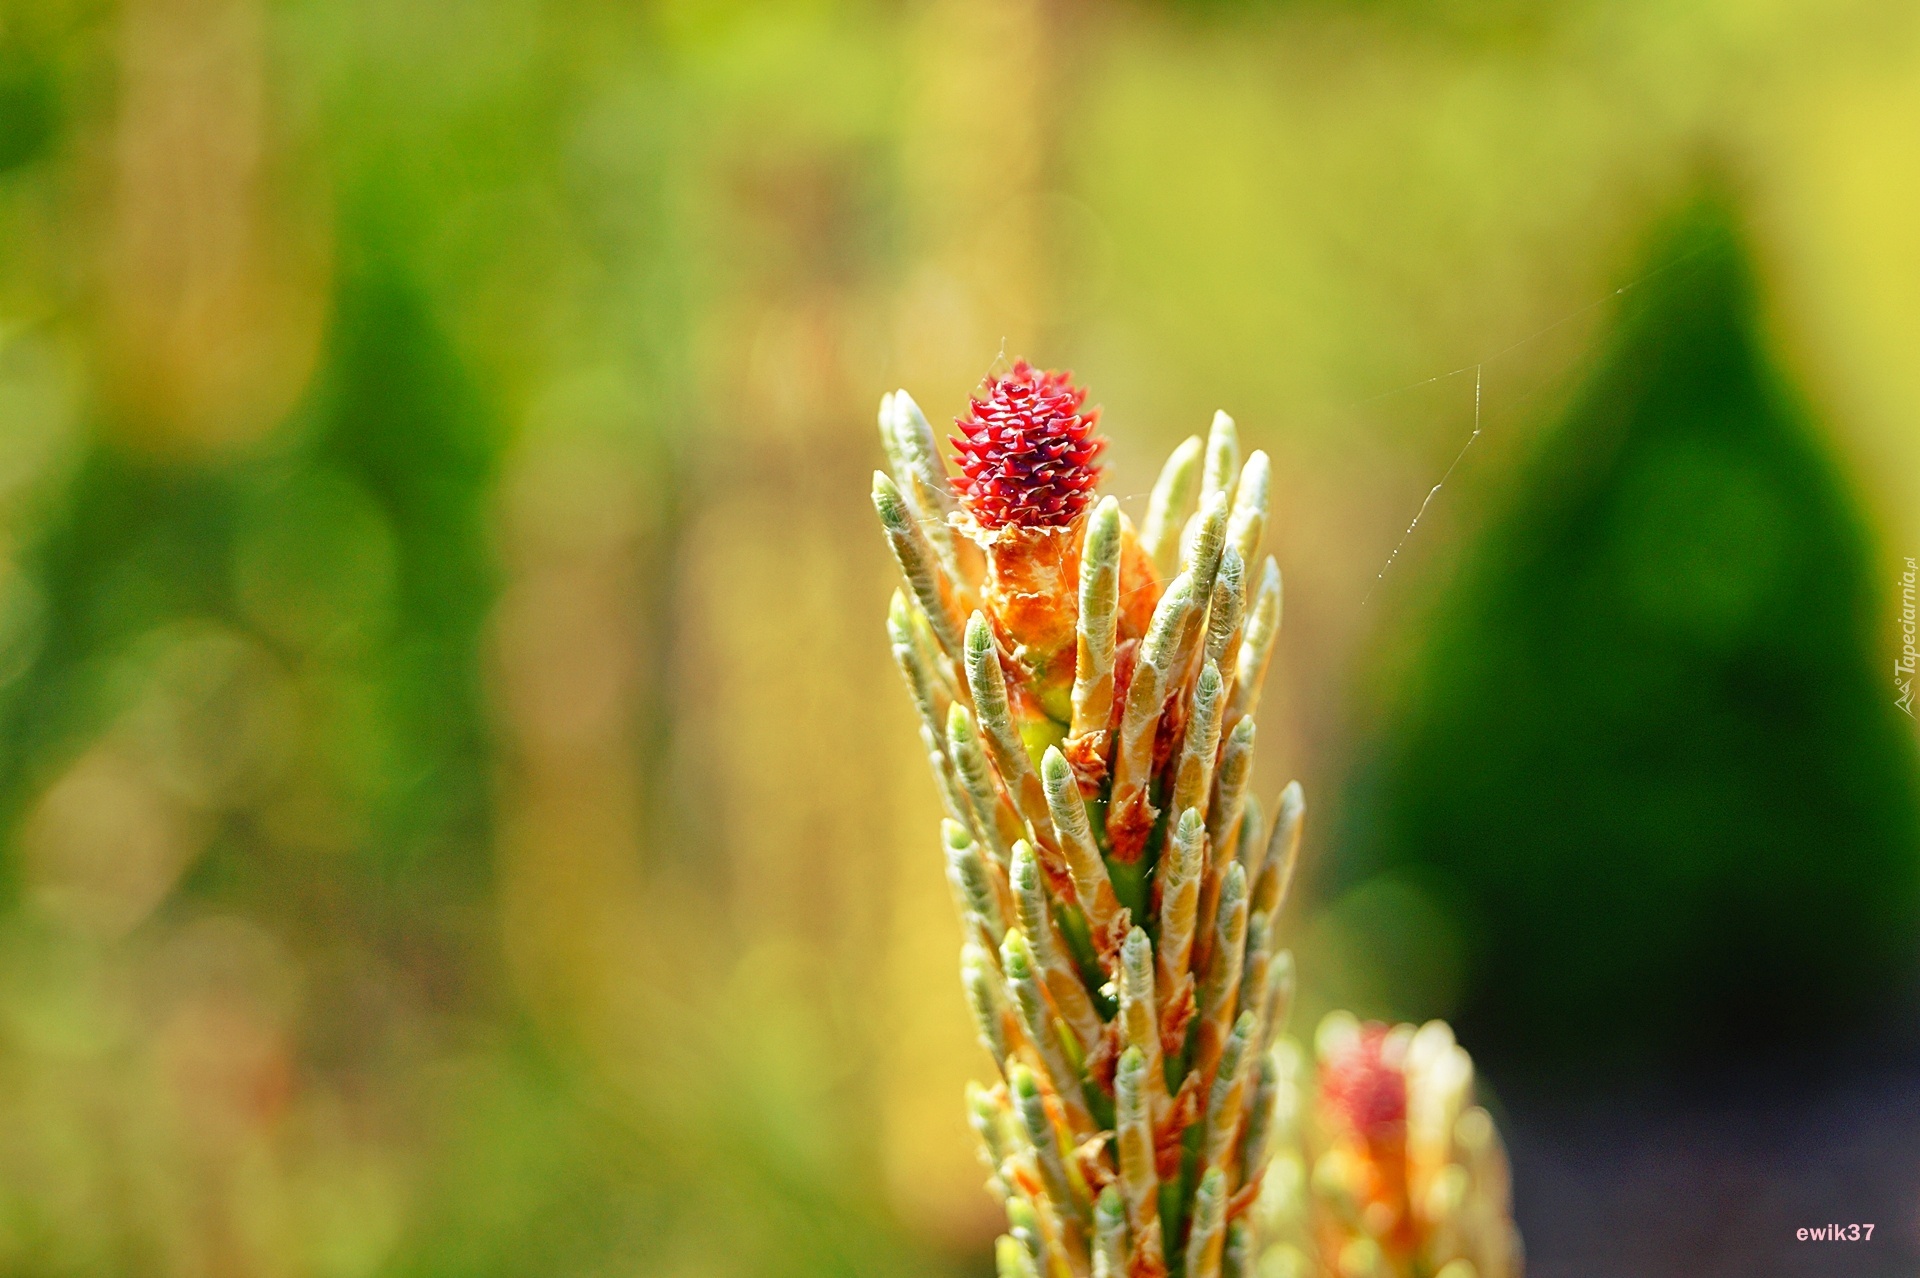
[0, 0, 1917, 1274]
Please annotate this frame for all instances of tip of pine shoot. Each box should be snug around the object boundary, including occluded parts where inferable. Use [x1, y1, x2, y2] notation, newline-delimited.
[872, 469, 905, 515]
[965, 610, 992, 655]
[1219, 860, 1247, 908]
[1001, 928, 1035, 978]
[1280, 779, 1305, 817]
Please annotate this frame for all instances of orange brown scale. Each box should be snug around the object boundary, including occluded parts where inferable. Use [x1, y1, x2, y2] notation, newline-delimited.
[1114, 525, 1163, 639]
[1153, 1075, 1203, 1179]
[1105, 787, 1159, 865]
[969, 517, 1086, 725]
[1158, 973, 1197, 1061]
[1225, 1178, 1264, 1221]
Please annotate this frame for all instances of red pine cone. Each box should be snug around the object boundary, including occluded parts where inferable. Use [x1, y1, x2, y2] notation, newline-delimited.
[1320, 1024, 1408, 1143]
[951, 360, 1106, 529]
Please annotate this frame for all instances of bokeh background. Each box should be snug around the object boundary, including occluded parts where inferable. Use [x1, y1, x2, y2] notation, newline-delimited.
[0, 0, 1918, 1274]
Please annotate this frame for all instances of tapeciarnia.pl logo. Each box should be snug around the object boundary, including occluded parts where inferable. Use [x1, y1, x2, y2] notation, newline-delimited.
[1899, 556, 1916, 718]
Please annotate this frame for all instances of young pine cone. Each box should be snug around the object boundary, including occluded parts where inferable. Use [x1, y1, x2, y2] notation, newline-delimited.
[873, 361, 1298, 1278]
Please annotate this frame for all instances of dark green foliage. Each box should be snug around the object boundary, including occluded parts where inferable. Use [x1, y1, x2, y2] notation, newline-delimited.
[0, 39, 58, 176]
[297, 243, 499, 892]
[0, 238, 499, 918]
[1362, 201, 1920, 1073]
